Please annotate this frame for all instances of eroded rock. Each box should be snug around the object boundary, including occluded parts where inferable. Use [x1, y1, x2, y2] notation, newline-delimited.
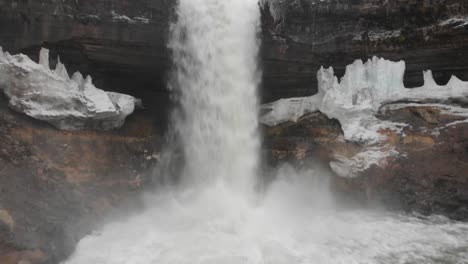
[262, 57, 468, 178]
[262, 56, 468, 219]
[263, 104, 468, 219]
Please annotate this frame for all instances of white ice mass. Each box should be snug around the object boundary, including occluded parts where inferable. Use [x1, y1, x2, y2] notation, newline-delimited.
[0, 47, 139, 130]
[439, 16, 468, 29]
[261, 57, 468, 177]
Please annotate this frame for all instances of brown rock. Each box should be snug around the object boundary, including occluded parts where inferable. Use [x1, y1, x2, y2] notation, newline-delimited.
[0, 95, 162, 263]
[0, 210, 14, 231]
[263, 103, 468, 219]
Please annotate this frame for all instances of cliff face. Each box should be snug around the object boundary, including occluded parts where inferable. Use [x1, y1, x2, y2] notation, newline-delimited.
[263, 106, 468, 220]
[0, 95, 161, 264]
[0, 0, 174, 129]
[0, 0, 468, 262]
[2, 0, 467, 103]
[261, 0, 468, 101]
[259, 0, 468, 219]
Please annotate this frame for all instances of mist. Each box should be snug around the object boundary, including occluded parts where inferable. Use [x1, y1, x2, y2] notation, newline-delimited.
[63, 0, 468, 263]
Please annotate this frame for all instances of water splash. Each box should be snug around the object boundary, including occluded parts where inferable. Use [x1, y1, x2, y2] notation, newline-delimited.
[64, 1, 468, 263]
[65, 166, 468, 264]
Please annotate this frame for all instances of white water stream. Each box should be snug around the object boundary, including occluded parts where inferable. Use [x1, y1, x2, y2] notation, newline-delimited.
[65, 0, 468, 263]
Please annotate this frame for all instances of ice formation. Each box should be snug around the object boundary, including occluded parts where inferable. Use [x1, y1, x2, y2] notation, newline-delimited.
[353, 30, 402, 42]
[261, 57, 468, 177]
[110, 11, 150, 24]
[439, 16, 468, 29]
[0, 47, 139, 131]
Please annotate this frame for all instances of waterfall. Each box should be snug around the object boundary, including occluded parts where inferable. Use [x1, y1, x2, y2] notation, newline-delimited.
[64, 1, 468, 263]
[169, 0, 261, 193]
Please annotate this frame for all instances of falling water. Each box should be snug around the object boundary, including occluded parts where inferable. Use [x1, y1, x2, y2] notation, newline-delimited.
[64, 1, 468, 263]
[168, 0, 261, 193]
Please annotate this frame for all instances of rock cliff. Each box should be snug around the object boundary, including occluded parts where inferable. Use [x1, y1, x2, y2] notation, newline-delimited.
[0, 94, 160, 264]
[260, 0, 468, 101]
[1, 0, 467, 102]
[261, 56, 468, 220]
[263, 106, 468, 220]
[0, 0, 468, 262]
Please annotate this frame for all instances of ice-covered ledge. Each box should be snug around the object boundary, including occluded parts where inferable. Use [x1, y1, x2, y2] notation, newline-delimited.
[261, 57, 468, 177]
[0, 47, 140, 131]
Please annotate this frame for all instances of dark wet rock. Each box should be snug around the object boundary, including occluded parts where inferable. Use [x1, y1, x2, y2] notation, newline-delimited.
[260, 0, 468, 102]
[1, 0, 467, 104]
[0, 0, 174, 132]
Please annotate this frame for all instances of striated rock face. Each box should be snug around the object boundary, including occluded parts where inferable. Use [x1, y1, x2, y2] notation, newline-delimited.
[0, 0, 174, 130]
[260, 0, 468, 102]
[0, 95, 161, 264]
[262, 57, 468, 220]
[0, 48, 139, 131]
[1, 0, 467, 104]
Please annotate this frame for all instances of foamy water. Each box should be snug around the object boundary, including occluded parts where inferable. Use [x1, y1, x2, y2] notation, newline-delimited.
[64, 0, 468, 263]
[65, 167, 468, 264]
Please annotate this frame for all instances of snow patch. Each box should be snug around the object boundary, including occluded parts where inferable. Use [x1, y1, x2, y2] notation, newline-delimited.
[261, 57, 468, 177]
[353, 30, 402, 42]
[381, 102, 468, 135]
[330, 147, 396, 178]
[0, 47, 139, 131]
[110, 11, 150, 24]
[439, 16, 468, 29]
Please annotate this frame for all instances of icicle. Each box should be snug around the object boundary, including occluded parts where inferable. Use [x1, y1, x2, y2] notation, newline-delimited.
[84, 75, 93, 86]
[422, 70, 438, 88]
[39, 48, 50, 70]
[71, 72, 85, 90]
[317, 66, 335, 93]
[54, 56, 70, 81]
[0, 47, 10, 60]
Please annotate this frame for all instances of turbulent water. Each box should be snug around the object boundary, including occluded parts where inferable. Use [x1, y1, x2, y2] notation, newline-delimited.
[65, 0, 468, 263]
[65, 167, 468, 264]
[168, 0, 260, 193]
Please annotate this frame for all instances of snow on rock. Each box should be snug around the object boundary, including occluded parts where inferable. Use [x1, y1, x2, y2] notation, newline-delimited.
[439, 16, 468, 29]
[262, 57, 410, 142]
[110, 11, 150, 24]
[39, 48, 50, 69]
[0, 47, 139, 131]
[329, 147, 397, 178]
[55, 56, 70, 81]
[353, 30, 402, 42]
[261, 57, 468, 177]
